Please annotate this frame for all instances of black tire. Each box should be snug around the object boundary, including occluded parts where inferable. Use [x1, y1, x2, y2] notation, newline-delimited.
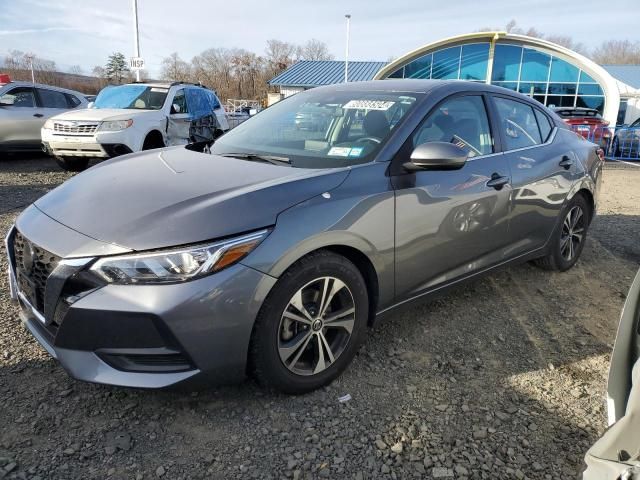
[142, 133, 164, 150]
[54, 156, 89, 172]
[533, 194, 590, 272]
[249, 250, 369, 394]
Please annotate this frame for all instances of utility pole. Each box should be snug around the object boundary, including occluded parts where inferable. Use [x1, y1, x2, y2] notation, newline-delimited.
[132, 0, 141, 81]
[344, 14, 351, 83]
[25, 54, 35, 84]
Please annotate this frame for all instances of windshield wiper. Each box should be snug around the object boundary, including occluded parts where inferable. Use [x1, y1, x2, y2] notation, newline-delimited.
[219, 152, 291, 166]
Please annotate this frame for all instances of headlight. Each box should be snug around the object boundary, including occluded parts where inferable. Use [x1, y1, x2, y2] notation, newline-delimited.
[43, 119, 54, 130]
[89, 229, 269, 284]
[98, 119, 133, 132]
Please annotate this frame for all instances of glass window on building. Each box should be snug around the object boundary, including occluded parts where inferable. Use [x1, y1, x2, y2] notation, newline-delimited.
[576, 96, 605, 111]
[404, 53, 432, 79]
[388, 67, 404, 78]
[492, 45, 522, 82]
[459, 43, 489, 81]
[431, 46, 461, 79]
[520, 49, 551, 82]
[549, 57, 579, 83]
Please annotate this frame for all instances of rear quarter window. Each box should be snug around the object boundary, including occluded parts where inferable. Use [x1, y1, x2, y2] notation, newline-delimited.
[534, 109, 553, 142]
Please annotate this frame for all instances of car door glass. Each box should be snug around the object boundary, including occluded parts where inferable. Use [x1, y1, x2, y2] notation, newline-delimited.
[494, 97, 542, 150]
[65, 94, 81, 108]
[0, 87, 36, 107]
[171, 89, 189, 114]
[534, 109, 553, 142]
[37, 89, 69, 108]
[412, 95, 493, 157]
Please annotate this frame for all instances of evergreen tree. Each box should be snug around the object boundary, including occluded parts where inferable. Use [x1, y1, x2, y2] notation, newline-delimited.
[105, 52, 129, 84]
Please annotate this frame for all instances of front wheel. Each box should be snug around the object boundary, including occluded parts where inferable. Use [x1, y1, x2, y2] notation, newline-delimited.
[54, 156, 89, 172]
[533, 194, 590, 271]
[249, 251, 369, 394]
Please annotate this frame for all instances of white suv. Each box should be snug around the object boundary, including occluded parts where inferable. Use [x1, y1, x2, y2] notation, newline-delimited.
[42, 82, 229, 171]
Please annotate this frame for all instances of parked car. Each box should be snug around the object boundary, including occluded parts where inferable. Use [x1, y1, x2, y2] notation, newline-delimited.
[6, 80, 603, 394]
[552, 107, 612, 150]
[41, 82, 229, 171]
[0, 80, 88, 154]
[583, 269, 640, 479]
[611, 117, 640, 159]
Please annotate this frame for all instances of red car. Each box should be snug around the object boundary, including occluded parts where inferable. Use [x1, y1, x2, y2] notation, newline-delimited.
[552, 107, 612, 149]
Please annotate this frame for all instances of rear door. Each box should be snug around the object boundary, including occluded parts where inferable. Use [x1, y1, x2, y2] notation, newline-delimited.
[391, 93, 512, 302]
[490, 95, 575, 255]
[166, 88, 191, 145]
[0, 86, 42, 148]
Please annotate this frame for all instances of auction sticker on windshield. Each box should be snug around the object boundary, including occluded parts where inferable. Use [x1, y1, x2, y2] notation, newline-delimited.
[328, 147, 352, 157]
[343, 100, 395, 110]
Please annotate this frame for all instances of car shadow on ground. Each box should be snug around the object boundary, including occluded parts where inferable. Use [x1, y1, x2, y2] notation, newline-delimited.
[1, 223, 637, 479]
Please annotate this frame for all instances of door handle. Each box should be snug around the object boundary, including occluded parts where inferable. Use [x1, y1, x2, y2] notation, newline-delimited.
[559, 156, 574, 169]
[33, 113, 44, 118]
[486, 173, 509, 190]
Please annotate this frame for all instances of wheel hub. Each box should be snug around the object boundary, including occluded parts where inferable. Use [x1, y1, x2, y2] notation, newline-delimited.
[277, 276, 356, 376]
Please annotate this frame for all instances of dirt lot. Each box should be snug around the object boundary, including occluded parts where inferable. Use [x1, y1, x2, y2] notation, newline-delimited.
[0, 156, 639, 480]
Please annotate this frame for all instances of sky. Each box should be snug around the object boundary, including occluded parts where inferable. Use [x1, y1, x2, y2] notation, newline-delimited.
[0, 0, 638, 78]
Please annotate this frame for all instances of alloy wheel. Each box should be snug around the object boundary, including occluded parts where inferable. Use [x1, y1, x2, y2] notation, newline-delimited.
[278, 277, 355, 376]
[560, 205, 585, 261]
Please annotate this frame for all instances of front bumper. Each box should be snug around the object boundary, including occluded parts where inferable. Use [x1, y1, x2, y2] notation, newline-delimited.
[6, 224, 277, 388]
[41, 128, 136, 159]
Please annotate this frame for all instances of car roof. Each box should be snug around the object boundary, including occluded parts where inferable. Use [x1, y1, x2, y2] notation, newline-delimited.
[0, 81, 87, 97]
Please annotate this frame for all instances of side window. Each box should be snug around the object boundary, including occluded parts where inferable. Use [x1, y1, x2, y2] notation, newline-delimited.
[171, 89, 189, 114]
[412, 95, 493, 157]
[37, 88, 69, 108]
[65, 94, 81, 108]
[185, 88, 210, 117]
[0, 87, 36, 107]
[534, 109, 553, 142]
[208, 91, 221, 110]
[494, 97, 542, 150]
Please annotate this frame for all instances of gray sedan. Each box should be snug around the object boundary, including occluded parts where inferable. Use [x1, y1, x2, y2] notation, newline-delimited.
[0, 81, 88, 154]
[6, 80, 603, 393]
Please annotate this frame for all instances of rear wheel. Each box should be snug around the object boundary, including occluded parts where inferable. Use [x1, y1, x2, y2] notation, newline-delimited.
[249, 251, 368, 394]
[533, 194, 590, 271]
[54, 156, 89, 172]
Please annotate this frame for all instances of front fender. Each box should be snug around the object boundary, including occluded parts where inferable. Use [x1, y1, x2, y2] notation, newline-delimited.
[241, 167, 396, 310]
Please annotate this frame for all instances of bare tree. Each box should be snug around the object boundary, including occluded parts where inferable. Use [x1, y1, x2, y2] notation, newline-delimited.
[592, 40, 640, 65]
[265, 39, 301, 75]
[160, 52, 191, 82]
[301, 39, 334, 61]
[68, 65, 83, 75]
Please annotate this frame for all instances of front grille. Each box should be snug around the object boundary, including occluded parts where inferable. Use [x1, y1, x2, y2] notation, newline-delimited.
[53, 122, 99, 134]
[13, 231, 61, 314]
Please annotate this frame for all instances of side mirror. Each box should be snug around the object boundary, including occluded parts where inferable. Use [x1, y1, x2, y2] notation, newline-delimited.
[87, 101, 94, 109]
[403, 142, 468, 172]
[171, 103, 181, 114]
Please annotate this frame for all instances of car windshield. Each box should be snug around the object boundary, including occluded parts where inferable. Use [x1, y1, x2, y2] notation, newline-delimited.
[93, 85, 168, 110]
[211, 89, 421, 168]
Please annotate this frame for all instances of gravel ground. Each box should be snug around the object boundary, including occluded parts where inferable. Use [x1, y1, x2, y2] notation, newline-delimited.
[0, 155, 639, 480]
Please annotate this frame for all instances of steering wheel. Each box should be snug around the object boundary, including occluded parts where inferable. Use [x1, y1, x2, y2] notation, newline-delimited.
[356, 136, 381, 144]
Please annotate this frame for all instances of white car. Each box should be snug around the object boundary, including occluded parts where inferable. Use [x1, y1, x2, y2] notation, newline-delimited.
[42, 82, 229, 171]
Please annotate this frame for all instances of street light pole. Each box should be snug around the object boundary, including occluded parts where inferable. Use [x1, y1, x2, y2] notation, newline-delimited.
[344, 14, 351, 83]
[132, 0, 141, 81]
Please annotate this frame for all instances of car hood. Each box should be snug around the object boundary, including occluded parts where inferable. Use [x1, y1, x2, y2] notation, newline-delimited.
[34, 147, 350, 252]
[51, 108, 156, 122]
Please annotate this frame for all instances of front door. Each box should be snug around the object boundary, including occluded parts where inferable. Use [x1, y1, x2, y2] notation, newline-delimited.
[0, 86, 43, 148]
[166, 88, 191, 145]
[392, 94, 512, 302]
